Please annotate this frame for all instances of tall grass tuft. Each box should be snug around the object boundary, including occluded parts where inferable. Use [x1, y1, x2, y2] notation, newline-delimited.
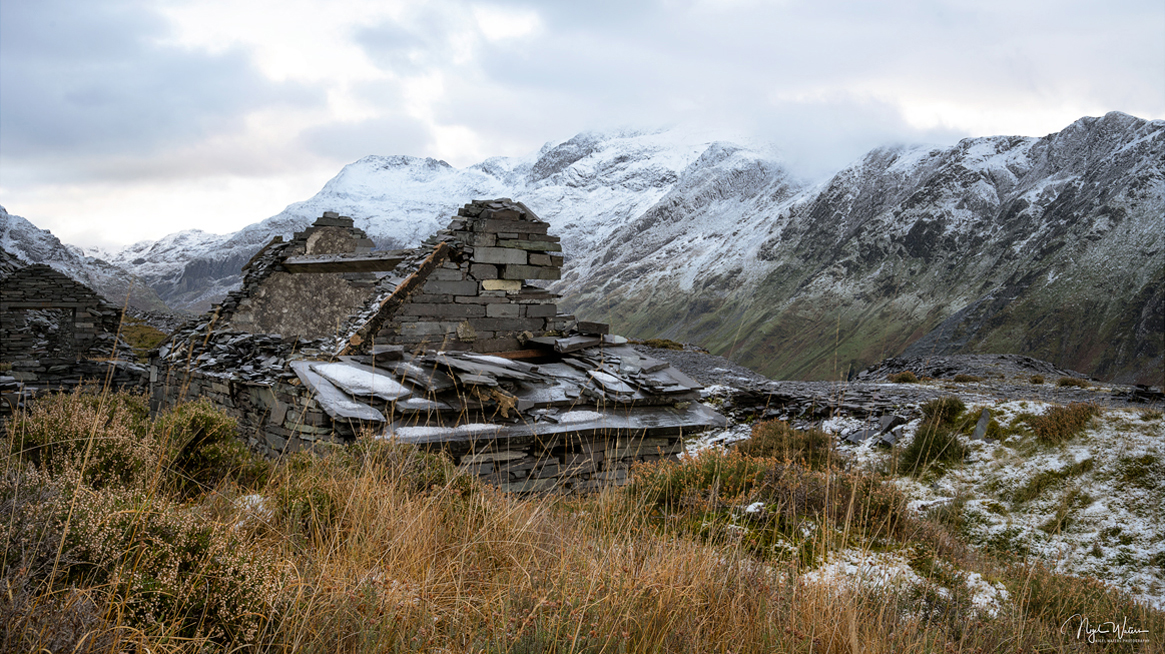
[1026, 402, 1101, 444]
[735, 419, 835, 469]
[920, 395, 966, 424]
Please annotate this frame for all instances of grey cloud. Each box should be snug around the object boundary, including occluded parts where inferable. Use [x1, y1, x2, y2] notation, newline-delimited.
[354, 21, 435, 74]
[298, 115, 435, 162]
[0, 0, 322, 161]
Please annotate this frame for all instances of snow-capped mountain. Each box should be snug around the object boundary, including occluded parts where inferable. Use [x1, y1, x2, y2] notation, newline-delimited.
[119, 127, 763, 312]
[0, 206, 170, 314]
[102, 113, 1164, 384]
[563, 112, 1162, 385]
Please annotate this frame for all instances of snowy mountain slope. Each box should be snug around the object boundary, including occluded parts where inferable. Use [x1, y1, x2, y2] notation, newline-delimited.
[562, 112, 1164, 385]
[0, 206, 171, 314]
[123, 128, 762, 313]
[104, 113, 1163, 384]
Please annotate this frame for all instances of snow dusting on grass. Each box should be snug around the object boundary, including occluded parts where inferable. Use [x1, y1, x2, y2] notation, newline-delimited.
[841, 400, 1164, 609]
[801, 549, 1010, 619]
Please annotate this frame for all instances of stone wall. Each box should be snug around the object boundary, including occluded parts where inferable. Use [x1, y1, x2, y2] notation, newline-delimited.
[415, 433, 683, 493]
[0, 264, 142, 389]
[0, 263, 146, 435]
[225, 213, 380, 340]
[150, 366, 351, 457]
[376, 199, 570, 352]
[1, 265, 125, 364]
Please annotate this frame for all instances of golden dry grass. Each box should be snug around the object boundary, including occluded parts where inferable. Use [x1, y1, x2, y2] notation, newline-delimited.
[3, 389, 1162, 653]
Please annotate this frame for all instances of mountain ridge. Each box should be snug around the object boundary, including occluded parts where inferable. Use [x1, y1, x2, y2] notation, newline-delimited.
[0, 206, 171, 314]
[17, 112, 1164, 384]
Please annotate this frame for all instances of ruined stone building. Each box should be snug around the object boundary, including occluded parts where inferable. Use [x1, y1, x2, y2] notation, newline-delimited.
[151, 199, 723, 492]
[0, 261, 145, 425]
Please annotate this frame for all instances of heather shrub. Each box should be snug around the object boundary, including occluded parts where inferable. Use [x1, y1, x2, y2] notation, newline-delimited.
[61, 484, 287, 643]
[1056, 376, 1089, 388]
[0, 468, 286, 647]
[735, 420, 835, 469]
[6, 386, 157, 488]
[952, 374, 982, 383]
[153, 398, 269, 498]
[0, 469, 110, 653]
[889, 371, 918, 383]
[2, 391, 290, 648]
[1029, 374, 1045, 384]
[1024, 402, 1100, 444]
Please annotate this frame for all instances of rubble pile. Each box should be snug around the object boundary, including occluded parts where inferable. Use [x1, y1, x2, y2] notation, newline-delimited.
[858, 354, 1089, 383]
[287, 338, 723, 492]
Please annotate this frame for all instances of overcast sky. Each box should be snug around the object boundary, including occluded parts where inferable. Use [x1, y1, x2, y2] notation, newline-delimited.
[2, 0, 1162, 250]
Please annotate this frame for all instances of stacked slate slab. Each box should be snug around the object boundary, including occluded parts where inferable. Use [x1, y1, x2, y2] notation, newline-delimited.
[339, 198, 570, 354]
[289, 343, 723, 491]
[150, 199, 727, 489]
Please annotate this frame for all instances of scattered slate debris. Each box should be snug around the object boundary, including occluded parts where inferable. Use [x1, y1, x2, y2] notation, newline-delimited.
[858, 354, 1088, 384]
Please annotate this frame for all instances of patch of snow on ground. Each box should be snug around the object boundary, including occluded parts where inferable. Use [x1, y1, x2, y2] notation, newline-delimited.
[802, 550, 924, 591]
[233, 494, 272, 530]
[880, 401, 1164, 610]
[802, 549, 1009, 619]
[684, 423, 753, 456]
[821, 415, 867, 435]
[699, 384, 736, 399]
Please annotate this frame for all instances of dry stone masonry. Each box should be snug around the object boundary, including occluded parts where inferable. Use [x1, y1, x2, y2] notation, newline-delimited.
[0, 262, 146, 429]
[340, 198, 570, 354]
[150, 199, 726, 489]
